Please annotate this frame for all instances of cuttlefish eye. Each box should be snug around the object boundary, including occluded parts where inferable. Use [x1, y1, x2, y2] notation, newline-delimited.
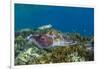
[41, 38, 45, 40]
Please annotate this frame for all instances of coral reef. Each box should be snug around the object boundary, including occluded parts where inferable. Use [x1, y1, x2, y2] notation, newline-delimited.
[15, 27, 94, 65]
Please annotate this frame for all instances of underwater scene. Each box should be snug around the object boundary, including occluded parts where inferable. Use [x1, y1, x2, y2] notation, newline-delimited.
[14, 4, 94, 65]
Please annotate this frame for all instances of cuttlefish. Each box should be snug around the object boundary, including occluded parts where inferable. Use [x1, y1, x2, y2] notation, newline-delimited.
[27, 34, 77, 48]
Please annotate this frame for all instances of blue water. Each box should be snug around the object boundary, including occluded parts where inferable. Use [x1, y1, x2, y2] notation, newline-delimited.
[15, 4, 94, 36]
